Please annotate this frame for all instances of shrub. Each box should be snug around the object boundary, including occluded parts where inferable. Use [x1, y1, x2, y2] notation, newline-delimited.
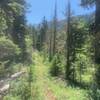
[73, 53, 94, 83]
[88, 83, 100, 100]
[0, 37, 20, 62]
[4, 95, 21, 100]
[0, 61, 7, 78]
[7, 80, 31, 100]
[50, 54, 62, 76]
[24, 35, 33, 64]
[0, 37, 20, 78]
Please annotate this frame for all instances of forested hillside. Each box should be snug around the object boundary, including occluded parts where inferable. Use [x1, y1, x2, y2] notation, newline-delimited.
[0, 0, 100, 100]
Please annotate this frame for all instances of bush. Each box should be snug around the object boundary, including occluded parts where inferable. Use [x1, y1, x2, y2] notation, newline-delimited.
[0, 37, 20, 62]
[17, 82, 31, 100]
[7, 80, 31, 100]
[88, 83, 100, 100]
[0, 37, 20, 78]
[0, 61, 7, 78]
[73, 53, 94, 83]
[50, 54, 62, 76]
[24, 35, 33, 64]
[4, 95, 21, 100]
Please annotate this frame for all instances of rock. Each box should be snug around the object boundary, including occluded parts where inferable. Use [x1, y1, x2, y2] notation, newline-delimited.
[0, 84, 10, 93]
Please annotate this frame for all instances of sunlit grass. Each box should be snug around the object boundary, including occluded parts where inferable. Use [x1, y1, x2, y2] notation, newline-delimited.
[4, 52, 89, 100]
[32, 52, 89, 100]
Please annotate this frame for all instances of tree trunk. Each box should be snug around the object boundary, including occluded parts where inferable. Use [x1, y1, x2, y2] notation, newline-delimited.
[65, 0, 71, 80]
[95, 0, 100, 63]
[49, 31, 53, 61]
[52, 2, 57, 57]
[95, 0, 100, 88]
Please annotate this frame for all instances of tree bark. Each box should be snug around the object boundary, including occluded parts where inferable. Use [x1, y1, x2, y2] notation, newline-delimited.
[52, 2, 57, 57]
[65, 0, 71, 80]
[95, 0, 100, 63]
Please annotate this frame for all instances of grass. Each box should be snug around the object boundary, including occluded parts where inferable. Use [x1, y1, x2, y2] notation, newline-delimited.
[4, 52, 89, 100]
[32, 52, 89, 100]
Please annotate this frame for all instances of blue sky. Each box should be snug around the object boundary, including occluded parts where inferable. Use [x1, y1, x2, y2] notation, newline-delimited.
[26, 0, 95, 24]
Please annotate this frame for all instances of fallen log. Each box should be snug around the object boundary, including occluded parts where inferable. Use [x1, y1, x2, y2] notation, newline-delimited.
[0, 84, 10, 94]
[11, 71, 25, 80]
[0, 71, 26, 97]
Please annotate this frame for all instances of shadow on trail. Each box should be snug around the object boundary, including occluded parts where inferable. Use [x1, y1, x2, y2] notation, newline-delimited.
[65, 79, 91, 90]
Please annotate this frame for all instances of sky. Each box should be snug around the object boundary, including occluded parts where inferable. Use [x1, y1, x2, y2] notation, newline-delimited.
[26, 0, 95, 24]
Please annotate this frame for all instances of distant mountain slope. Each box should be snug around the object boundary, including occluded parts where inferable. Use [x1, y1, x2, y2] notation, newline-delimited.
[47, 13, 94, 31]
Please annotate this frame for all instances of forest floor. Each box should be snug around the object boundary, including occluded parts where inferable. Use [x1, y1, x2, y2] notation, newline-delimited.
[32, 52, 89, 100]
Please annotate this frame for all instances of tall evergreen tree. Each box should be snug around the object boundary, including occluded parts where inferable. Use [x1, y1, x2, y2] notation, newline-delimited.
[81, 0, 100, 63]
[49, 24, 53, 61]
[12, 0, 27, 61]
[65, 0, 72, 80]
[40, 17, 48, 50]
[12, 15, 26, 60]
[52, 1, 57, 57]
[81, 0, 100, 88]
[0, 0, 22, 36]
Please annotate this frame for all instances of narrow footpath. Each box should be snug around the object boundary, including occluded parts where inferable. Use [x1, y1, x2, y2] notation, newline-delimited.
[32, 52, 88, 100]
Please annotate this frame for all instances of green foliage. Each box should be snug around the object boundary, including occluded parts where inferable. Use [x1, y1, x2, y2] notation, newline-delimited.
[74, 53, 89, 83]
[95, 65, 100, 88]
[0, 0, 98, 99]
[0, 37, 20, 61]
[0, 0, 26, 36]
[36, 17, 48, 51]
[88, 84, 100, 100]
[17, 82, 31, 100]
[26, 25, 37, 49]
[0, 61, 8, 78]
[50, 54, 62, 76]
[5, 79, 31, 100]
[4, 95, 21, 100]
[0, 37, 20, 78]
[24, 35, 33, 64]
[0, 0, 27, 62]
[28, 64, 35, 83]
[4, 62, 35, 100]
[0, 10, 8, 35]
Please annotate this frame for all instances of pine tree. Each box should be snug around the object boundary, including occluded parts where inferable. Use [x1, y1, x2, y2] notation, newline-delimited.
[12, 0, 27, 61]
[81, 0, 100, 62]
[39, 17, 48, 51]
[52, 1, 57, 57]
[0, 0, 22, 36]
[81, 0, 100, 88]
[49, 25, 53, 61]
[65, 0, 72, 80]
[0, 0, 27, 61]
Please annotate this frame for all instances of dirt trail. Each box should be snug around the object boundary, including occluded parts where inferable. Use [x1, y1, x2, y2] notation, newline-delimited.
[33, 53, 57, 100]
[45, 85, 57, 100]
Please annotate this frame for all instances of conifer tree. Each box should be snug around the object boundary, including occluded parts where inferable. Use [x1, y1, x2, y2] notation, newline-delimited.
[65, 0, 72, 80]
[81, 0, 100, 88]
[39, 17, 48, 50]
[52, 1, 57, 57]
[12, 0, 27, 61]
